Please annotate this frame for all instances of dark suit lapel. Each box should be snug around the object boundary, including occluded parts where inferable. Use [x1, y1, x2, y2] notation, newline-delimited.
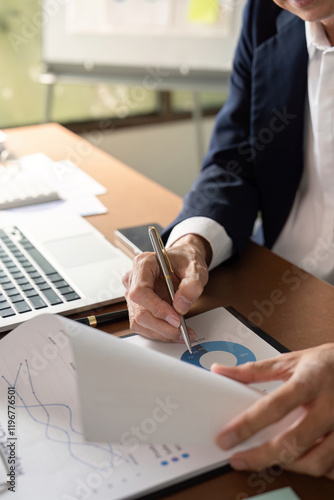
[249, 9, 309, 247]
[251, 11, 308, 145]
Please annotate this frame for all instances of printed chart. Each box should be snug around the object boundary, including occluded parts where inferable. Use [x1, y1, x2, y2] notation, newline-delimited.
[181, 341, 256, 370]
[0, 315, 228, 500]
[0, 309, 284, 499]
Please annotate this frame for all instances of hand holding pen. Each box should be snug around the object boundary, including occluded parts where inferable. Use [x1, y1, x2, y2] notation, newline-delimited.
[148, 226, 192, 353]
[122, 226, 211, 346]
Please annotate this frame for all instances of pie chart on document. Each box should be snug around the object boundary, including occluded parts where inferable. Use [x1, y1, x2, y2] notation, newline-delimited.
[180, 341, 256, 370]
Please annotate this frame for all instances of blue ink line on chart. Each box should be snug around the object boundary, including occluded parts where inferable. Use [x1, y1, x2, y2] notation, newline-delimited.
[13, 362, 22, 388]
[2, 361, 123, 471]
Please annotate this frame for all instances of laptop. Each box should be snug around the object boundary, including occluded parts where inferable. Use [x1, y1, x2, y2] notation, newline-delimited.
[0, 211, 133, 332]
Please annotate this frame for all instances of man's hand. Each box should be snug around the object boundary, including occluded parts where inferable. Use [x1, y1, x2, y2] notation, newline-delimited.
[122, 234, 211, 342]
[212, 344, 334, 479]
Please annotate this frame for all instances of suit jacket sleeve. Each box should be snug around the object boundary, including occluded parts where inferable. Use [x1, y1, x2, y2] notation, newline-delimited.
[162, 0, 263, 258]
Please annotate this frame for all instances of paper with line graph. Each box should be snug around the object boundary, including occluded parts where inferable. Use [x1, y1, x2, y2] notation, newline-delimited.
[0, 315, 137, 499]
[0, 312, 301, 499]
[0, 314, 235, 499]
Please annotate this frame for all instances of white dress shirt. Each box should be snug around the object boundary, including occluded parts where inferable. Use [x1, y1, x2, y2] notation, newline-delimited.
[167, 21, 334, 283]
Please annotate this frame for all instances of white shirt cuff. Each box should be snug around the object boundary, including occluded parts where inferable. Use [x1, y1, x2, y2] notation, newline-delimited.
[166, 216, 233, 271]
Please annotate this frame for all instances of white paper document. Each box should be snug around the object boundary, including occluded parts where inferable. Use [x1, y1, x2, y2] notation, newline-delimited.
[0, 309, 300, 499]
[17, 153, 106, 198]
[74, 308, 300, 446]
[3, 153, 107, 217]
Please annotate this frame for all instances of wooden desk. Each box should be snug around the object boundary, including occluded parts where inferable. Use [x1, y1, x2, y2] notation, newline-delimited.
[4, 123, 183, 336]
[4, 123, 334, 499]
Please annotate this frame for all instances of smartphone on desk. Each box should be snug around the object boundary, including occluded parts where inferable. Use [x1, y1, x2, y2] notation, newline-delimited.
[114, 223, 164, 256]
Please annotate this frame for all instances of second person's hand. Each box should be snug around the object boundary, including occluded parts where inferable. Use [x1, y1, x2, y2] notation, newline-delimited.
[122, 233, 211, 342]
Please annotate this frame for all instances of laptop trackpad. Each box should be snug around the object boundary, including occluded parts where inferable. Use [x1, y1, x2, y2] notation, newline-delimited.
[43, 233, 119, 269]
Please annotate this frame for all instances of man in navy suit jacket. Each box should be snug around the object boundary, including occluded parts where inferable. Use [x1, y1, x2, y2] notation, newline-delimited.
[162, 0, 308, 257]
[123, 0, 334, 479]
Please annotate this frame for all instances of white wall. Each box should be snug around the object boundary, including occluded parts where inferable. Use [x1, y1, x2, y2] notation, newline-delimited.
[83, 117, 215, 197]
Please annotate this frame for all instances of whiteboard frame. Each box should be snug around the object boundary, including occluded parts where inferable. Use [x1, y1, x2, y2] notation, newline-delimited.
[41, 0, 246, 90]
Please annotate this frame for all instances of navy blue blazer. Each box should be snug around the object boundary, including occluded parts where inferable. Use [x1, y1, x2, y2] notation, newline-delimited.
[163, 0, 309, 258]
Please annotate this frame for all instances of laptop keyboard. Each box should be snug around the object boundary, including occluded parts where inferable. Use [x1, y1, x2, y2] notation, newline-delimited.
[0, 227, 80, 318]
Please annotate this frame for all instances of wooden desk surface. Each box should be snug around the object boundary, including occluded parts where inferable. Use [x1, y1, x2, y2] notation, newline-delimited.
[4, 123, 334, 499]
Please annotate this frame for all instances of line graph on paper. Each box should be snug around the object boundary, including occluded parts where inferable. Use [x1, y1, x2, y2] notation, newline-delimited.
[2, 360, 118, 473]
[0, 317, 139, 499]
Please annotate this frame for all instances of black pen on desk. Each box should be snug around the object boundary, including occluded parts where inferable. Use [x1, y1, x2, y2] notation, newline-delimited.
[75, 309, 129, 328]
[148, 225, 193, 354]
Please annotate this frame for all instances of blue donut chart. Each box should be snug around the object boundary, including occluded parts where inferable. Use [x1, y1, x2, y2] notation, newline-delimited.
[180, 341, 256, 370]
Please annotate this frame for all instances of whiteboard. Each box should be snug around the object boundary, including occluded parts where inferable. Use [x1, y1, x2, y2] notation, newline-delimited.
[42, 0, 246, 90]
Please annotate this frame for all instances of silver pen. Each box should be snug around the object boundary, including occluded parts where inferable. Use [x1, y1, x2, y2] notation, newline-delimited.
[148, 226, 193, 354]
